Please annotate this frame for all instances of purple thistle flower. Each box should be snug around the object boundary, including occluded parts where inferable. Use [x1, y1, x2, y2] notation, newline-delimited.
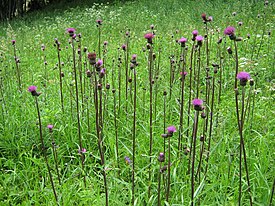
[158, 152, 165, 162]
[192, 30, 199, 39]
[167, 126, 176, 136]
[238, 21, 243, 26]
[96, 59, 103, 67]
[132, 54, 137, 60]
[196, 35, 204, 42]
[208, 16, 213, 22]
[121, 44, 127, 51]
[196, 35, 204, 46]
[99, 68, 106, 78]
[224, 26, 235, 36]
[103, 41, 108, 46]
[28, 85, 40, 96]
[78, 148, 87, 154]
[11, 40, 16, 45]
[178, 37, 187, 47]
[47, 124, 54, 133]
[192, 30, 198, 36]
[192, 98, 203, 106]
[178, 37, 187, 43]
[124, 156, 131, 164]
[144, 32, 155, 44]
[180, 71, 188, 76]
[88, 52, 96, 65]
[192, 98, 204, 111]
[201, 13, 207, 21]
[28, 85, 37, 92]
[66, 28, 76, 37]
[237, 71, 251, 86]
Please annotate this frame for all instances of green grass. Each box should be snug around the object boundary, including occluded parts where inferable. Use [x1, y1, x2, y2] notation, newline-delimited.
[0, 0, 274, 205]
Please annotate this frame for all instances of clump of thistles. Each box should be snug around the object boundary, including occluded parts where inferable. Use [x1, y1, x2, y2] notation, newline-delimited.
[192, 98, 204, 111]
[237, 71, 250, 86]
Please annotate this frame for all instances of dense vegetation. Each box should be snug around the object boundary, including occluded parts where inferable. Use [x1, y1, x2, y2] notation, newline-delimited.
[0, 0, 274, 205]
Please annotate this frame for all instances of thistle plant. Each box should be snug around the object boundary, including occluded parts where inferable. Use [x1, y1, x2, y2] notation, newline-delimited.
[12, 40, 22, 92]
[164, 126, 176, 203]
[190, 98, 204, 206]
[28, 86, 58, 203]
[178, 37, 187, 155]
[157, 152, 165, 206]
[144, 32, 155, 198]
[89, 52, 109, 206]
[130, 54, 138, 205]
[224, 25, 253, 206]
[186, 30, 198, 139]
[54, 37, 64, 113]
[47, 124, 61, 185]
[67, 28, 86, 187]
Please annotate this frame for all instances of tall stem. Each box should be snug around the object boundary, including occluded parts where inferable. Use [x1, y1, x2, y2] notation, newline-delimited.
[35, 97, 58, 203]
[191, 110, 199, 206]
[56, 40, 64, 113]
[178, 47, 186, 155]
[166, 136, 171, 203]
[131, 69, 137, 205]
[148, 44, 153, 198]
[72, 40, 86, 187]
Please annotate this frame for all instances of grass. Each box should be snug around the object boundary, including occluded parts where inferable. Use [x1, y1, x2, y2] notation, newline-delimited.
[0, 0, 274, 205]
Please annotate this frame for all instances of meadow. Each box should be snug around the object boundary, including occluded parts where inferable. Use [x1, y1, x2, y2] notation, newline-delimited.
[0, 0, 274, 205]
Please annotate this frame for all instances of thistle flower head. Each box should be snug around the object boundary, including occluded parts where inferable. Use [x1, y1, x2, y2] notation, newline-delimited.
[28, 85, 40, 96]
[196, 35, 204, 42]
[167, 126, 176, 137]
[192, 30, 198, 36]
[28, 85, 37, 92]
[144, 32, 155, 44]
[192, 98, 203, 111]
[224, 26, 236, 36]
[47, 124, 54, 133]
[96, 19, 102, 25]
[158, 152, 165, 162]
[78, 148, 87, 154]
[180, 71, 188, 76]
[121, 44, 127, 51]
[88, 52, 96, 65]
[66, 28, 76, 37]
[237, 71, 250, 86]
[178, 37, 187, 47]
[201, 13, 207, 21]
[11, 40, 16, 45]
[196, 35, 204, 46]
[96, 59, 103, 67]
[208, 16, 213, 22]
